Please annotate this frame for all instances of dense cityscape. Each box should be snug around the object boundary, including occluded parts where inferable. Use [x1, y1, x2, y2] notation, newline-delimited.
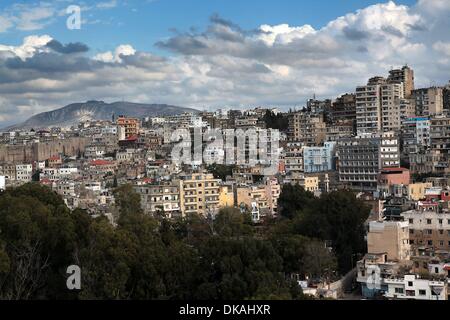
[1, 63, 450, 300]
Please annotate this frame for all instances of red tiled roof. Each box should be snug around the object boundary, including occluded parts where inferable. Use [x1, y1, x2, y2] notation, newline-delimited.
[90, 159, 114, 166]
[126, 135, 139, 141]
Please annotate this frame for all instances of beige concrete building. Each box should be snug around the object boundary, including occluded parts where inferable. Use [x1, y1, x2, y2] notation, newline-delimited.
[135, 182, 182, 219]
[288, 112, 326, 145]
[381, 83, 404, 132]
[236, 178, 280, 217]
[408, 183, 433, 201]
[387, 65, 415, 98]
[179, 173, 220, 217]
[367, 220, 410, 261]
[401, 203, 450, 251]
[413, 87, 444, 116]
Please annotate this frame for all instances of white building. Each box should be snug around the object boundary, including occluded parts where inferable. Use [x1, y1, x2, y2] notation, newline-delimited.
[303, 142, 336, 173]
[16, 164, 33, 182]
[0, 176, 5, 191]
[384, 274, 447, 300]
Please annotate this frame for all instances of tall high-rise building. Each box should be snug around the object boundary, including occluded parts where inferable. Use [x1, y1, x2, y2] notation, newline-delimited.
[381, 82, 405, 132]
[356, 77, 385, 135]
[387, 65, 415, 98]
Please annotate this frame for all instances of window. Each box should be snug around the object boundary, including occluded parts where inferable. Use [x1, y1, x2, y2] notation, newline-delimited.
[408, 281, 413, 287]
[427, 219, 432, 224]
[395, 288, 404, 294]
[419, 290, 426, 296]
[428, 240, 433, 246]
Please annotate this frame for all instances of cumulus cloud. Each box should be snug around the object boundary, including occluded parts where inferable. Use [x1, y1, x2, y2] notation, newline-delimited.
[1, 1, 450, 128]
[94, 44, 136, 63]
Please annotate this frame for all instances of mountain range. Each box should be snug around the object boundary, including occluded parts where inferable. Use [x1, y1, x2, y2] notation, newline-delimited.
[5, 101, 198, 130]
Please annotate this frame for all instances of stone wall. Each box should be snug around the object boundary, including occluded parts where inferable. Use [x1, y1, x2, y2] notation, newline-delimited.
[0, 137, 88, 163]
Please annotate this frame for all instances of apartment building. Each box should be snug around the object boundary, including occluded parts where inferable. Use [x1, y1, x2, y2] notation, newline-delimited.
[401, 117, 430, 155]
[337, 132, 400, 190]
[356, 77, 384, 135]
[179, 173, 220, 217]
[285, 172, 320, 193]
[402, 203, 450, 251]
[381, 82, 404, 132]
[284, 142, 304, 173]
[0, 163, 16, 180]
[135, 182, 182, 219]
[288, 112, 326, 145]
[15, 164, 33, 182]
[387, 65, 415, 98]
[236, 178, 280, 219]
[116, 116, 140, 139]
[329, 93, 356, 124]
[413, 87, 444, 116]
[303, 142, 336, 173]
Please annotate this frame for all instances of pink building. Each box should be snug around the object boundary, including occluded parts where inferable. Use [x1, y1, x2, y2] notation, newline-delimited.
[378, 168, 410, 187]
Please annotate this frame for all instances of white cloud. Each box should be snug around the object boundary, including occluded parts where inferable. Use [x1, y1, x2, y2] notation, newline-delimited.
[1, 1, 450, 128]
[258, 24, 316, 46]
[94, 44, 136, 63]
[0, 35, 52, 60]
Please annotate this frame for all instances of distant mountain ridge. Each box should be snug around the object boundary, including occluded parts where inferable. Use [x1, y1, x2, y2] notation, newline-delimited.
[5, 101, 198, 130]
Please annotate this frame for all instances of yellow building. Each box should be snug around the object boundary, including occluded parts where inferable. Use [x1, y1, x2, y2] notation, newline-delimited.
[286, 172, 319, 193]
[179, 173, 220, 217]
[219, 185, 235, 208]
[408, 182, 432, 201]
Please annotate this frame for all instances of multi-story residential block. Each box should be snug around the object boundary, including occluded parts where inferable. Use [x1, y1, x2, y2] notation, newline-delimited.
[387, 65, 415, 98]
[428, 115, 450, 174]
[303, 142, 336, 173]
[402, 203, 450, 251]
[135, 182, 182, 219]
[329, 93, 356, 125]
[285, 172, 320, 193]
[15, 164, 33, 182]
[337, 133, 399, 191]
[116, 116, 140, 139]
[0, 163, 16, 181]
[284, 142, 304, 173]
[380, 131, 400, 168]
[325, 120, 354, 142]
[356, 77, 385, 135]
[179, 173, 220, 217]
[288, 112, 326, 145]
[413, 87, 444, 116]
[236, 177, 280, 219]
[381, 82, 404, 132]
[401, 117, 430, 155]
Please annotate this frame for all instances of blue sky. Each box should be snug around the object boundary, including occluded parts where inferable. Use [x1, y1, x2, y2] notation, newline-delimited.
[0, 0, 418, 55]
[1, 0, 450, 127]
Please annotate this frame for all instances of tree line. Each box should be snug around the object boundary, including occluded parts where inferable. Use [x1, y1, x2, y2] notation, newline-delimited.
[0, 183, 369, 299]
